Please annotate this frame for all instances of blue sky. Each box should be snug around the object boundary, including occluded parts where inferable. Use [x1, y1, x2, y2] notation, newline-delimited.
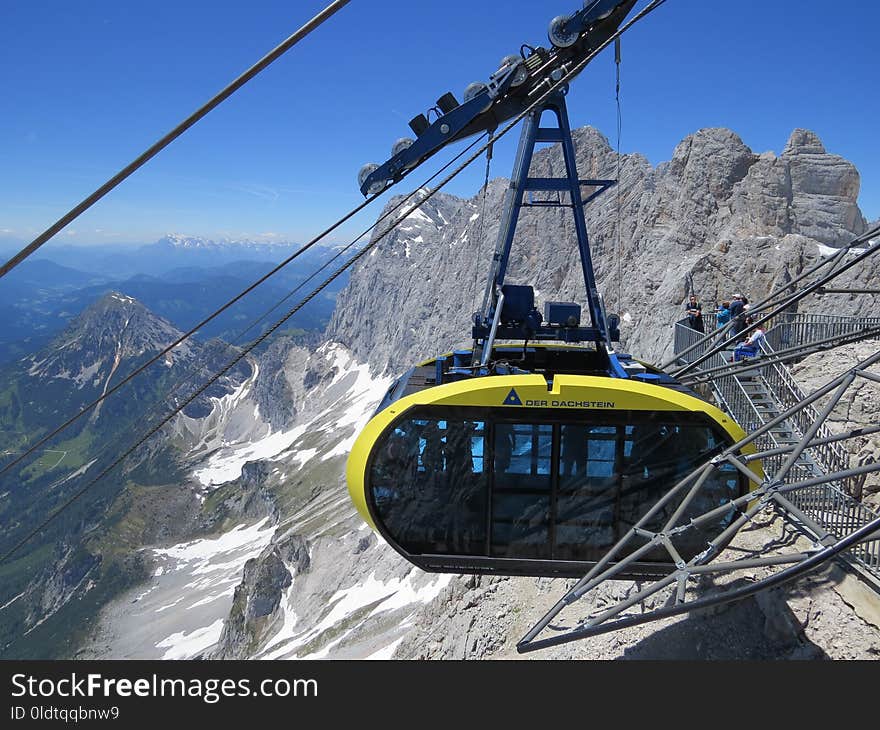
[1, 0, 879, 248]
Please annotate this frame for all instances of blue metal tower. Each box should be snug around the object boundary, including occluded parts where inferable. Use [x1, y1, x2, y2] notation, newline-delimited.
[471, 89, 622, 371]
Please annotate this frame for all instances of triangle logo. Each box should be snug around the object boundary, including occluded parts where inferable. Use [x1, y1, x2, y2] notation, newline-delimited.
[503, 388, 523, 406]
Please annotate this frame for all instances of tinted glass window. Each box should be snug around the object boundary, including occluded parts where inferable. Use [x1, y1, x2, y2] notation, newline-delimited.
[491, 423, 552, 559]
[370, 417, 487, 555]
[618, 421, 736, 558]
[368, 408, 743, 567]
[494, 423, 552, 485]
[555, 425, 619, 559]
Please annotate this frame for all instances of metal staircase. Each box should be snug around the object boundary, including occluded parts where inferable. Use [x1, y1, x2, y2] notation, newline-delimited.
[673, 312, 880, 584]
[737, 375, 801, 456]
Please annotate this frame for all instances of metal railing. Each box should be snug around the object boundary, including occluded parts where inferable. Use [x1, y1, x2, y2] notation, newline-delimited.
[686, 309, 880, 351]
[765, 312, 880, 351]
[757, 339, 849, 481]
[673, 321, 778, 461]
[755, 337, 880, 577]
[791, 477, 880, 575]
[673, 315, 880, 580]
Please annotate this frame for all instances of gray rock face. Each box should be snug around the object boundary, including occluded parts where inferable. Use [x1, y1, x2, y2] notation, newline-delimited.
[213, 534, 310, 660]
[30, 546, 102, 625]
[203, 461, 279, 528]
[326, 189, 471, 374]
[327, 125, 872, 371]
[250, 337, 309, 430]
[782, 129, 865, 245]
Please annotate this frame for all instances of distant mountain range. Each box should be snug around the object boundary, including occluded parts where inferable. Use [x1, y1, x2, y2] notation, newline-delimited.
[3, 235, 350, 280]
[154, 233, 325, 254]
[0, 236, 352, 364]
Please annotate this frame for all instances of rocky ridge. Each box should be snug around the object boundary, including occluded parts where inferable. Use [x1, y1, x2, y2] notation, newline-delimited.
[328, 126, 875, 370]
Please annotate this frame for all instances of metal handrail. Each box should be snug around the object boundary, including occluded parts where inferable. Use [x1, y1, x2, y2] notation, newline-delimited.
[755, 337, 880, 565]
[757, 339, 850, 477]
[765, 312, 880, 351]
[673, 321, 778, 464]
[691, 308, 880, 339]
[673, 316, 880, 578]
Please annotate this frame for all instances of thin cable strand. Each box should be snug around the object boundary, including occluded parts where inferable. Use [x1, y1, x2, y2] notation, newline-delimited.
[0, 0, 352, 279]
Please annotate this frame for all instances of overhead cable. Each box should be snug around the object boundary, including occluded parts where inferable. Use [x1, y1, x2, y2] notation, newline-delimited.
[0, 0, 352, 279]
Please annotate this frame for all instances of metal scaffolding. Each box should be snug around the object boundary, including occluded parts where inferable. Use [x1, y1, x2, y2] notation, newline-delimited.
[517, 235, 880, 654]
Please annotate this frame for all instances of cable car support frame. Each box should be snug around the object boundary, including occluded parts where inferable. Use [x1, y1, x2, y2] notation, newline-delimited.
[517, 348, 880, 651]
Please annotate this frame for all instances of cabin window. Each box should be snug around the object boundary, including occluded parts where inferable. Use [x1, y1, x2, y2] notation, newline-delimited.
[370, 417, 487, 555]
[368, 408, 743, 567]
[492, 423, 553, 558]
[555, 424, 619, 560]
[619, 421, 739, 555]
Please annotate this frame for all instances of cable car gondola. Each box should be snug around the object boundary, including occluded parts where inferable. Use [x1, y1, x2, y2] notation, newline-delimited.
[347, 6, 758, 579]
[347, 344, 752, 578]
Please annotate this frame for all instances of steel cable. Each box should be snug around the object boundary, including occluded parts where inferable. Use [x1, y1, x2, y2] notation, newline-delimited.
[0, 0, 352, 279]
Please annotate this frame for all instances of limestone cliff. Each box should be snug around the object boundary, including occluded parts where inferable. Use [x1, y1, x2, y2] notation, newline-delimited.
[328, 126, 873, 370]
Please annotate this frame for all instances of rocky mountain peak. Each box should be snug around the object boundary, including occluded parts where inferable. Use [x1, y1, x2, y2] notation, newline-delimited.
[64, 291, 190, 362]
[784, 128, 827, 156]
[157, 233, 212, 249]
[328, 123, 875, 373]
[85, 290, 149, 318]
[776, 128, 864, 244]
[669, 127, 757, 193]
[568, 126, 616, 173]
[8, 291, 252, 449]
[571, 125, 614, 151]
[21, 291, 197, 397]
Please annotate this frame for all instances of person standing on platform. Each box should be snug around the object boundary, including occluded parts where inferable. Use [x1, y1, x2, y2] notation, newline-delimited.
[729, 294, 745, 338]
[716, 300, 731, 329]
[685, 294, 704, 333]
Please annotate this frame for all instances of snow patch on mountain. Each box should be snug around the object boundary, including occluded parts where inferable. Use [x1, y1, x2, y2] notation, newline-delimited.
[193, 424, 308, 488]
[153, 518, 273, 564]
[256, 568, 451, 660]
[156, 619, 226, 660]
[317, 347, 393, 461]
[82, 519, 275, 659]
[816, 242, 866, 257]
[190, 343, 390, 487]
